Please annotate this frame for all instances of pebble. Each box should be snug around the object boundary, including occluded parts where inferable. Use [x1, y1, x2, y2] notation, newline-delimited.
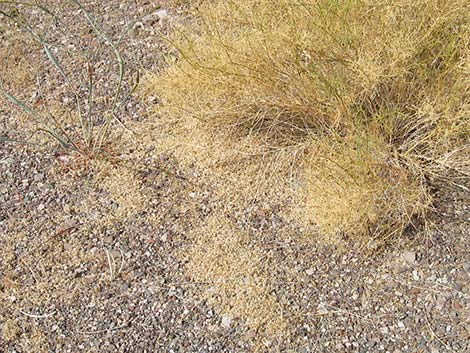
[1, 157, 14, 166]
[402, 251, 416, 264]
[335, 342, 344, 350]
[155, 9, 169, 21]
[368, 338, 379, 347]
[33, 173, 44, 181]
[221, 315, 231, 328]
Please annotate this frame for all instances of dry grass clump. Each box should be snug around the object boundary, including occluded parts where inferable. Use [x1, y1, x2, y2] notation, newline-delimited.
[305, 133, 432, 247]
[147, 0, 470, 244]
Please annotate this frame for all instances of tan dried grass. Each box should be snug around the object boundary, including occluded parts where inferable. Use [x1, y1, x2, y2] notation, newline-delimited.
[146, 0, 470, 245]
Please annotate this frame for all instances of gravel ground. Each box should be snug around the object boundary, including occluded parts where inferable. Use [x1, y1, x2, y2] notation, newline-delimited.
[1, 2, 469, 353]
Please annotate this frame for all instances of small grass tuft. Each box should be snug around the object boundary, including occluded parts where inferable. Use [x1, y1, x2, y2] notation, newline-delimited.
[0, 1, 139, 160]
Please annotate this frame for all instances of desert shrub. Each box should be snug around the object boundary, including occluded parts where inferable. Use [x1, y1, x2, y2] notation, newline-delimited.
[148, 0, 469, 246]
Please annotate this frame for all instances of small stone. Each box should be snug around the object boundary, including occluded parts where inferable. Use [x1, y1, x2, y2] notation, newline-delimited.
[24, 278, 34, 286]
[221, 315, 231, 328]
[155, 9, 169, 20]
[368, 338, 379, 347]
[1, 157, 14, 166]
[379, 326, 389, 334]
[463, 262, 470, 272]
[147, 95, 157, 104]
[33, 173, 44, 182]
[306, 269, 314, 276]
[402, 251, 416, 264]
[316, 304, 329, 315]
[37, 204, 45, 211]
